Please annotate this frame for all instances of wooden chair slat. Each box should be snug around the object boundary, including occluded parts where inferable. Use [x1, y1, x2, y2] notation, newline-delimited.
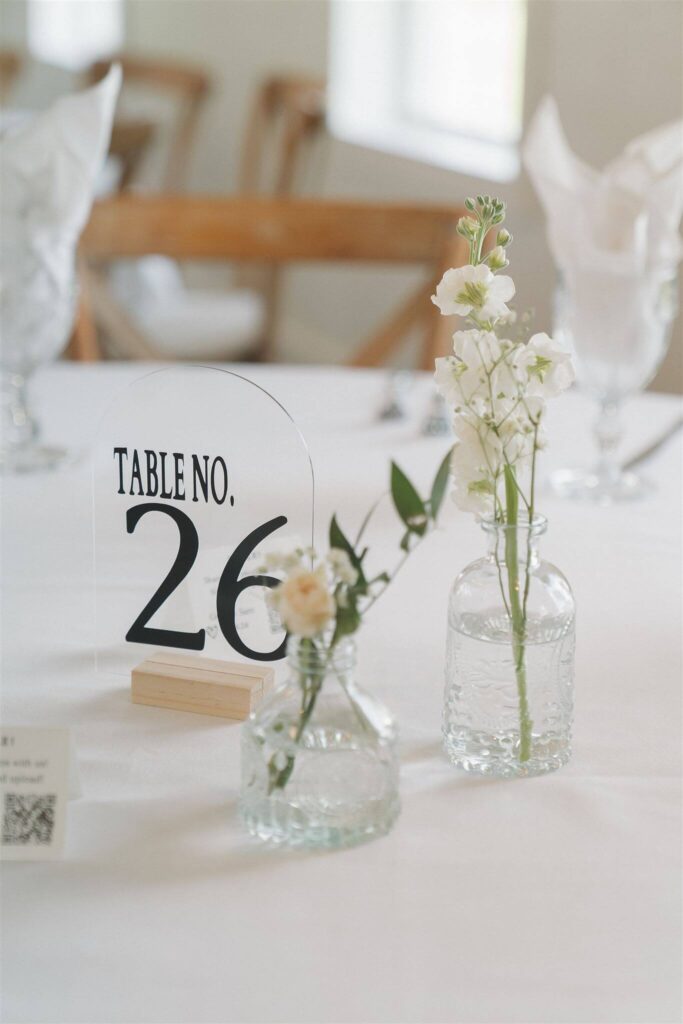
[76, 195, 468, 367]
[81, 196, 463, 264]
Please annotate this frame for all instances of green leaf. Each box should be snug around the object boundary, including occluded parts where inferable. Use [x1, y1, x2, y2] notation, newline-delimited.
[329, 513, 355, 562]
[329, 514, 366, 586]
[335, 599, 361, 638]
[391, 462, 427, 536]
[429, 447, 453, 521]
[353, 491, 387, 547]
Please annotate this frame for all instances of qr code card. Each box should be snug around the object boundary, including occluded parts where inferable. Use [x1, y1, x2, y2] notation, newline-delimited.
[0, 727, 70, 861]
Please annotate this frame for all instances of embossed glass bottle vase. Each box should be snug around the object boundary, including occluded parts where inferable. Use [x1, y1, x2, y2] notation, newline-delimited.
[443, 517, 575, 778]
[240, 636, 400, 847]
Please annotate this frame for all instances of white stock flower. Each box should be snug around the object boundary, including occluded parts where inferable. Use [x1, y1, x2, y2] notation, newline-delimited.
[449, 419, 502, 515]
[327, 548, 358, 585]
[516, 333, 575, 398]
[434, 356, 465, 407]
[436, 329, 510, 416]
[497, 412, 534, 464]
[453, 328, 501, 370]
[269, 566, 335, 638]
[454, 416, 503, 469]
[431, 264, 515, 321]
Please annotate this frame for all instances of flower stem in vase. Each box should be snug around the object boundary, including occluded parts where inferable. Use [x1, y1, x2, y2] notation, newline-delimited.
[267, 637, 326, 793]
[503, 464, 533, 762]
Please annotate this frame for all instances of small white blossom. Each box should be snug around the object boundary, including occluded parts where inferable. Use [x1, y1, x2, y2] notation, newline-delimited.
[431, 264, 515, 320]
[260, 549, 304, 573]
[434, 355, 467, 408]
[498, 413, 534, 464]
[515, 333, 575, 398]
[327, 548, 358, 585]
[449, 418, 503, 515]
[258, 536, 313, 574]
[435, 329, 507, 414]
[453, 328, 501, 370]
[450, 447, 496, 515]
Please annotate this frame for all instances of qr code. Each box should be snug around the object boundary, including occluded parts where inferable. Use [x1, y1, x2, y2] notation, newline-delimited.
[2, 794, 56, 845]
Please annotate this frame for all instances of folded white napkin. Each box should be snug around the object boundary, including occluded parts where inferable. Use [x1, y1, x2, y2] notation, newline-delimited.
[523, 95, 683, 276]
[0, 67, 121, 367]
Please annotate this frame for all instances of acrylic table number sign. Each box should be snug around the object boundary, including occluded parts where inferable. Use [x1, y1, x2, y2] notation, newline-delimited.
[93, 367, 314, 677]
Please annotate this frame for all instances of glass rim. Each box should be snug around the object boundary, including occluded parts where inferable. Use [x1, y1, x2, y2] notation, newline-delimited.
[478, 513, 548, 535]
[286, 633, 356, 674]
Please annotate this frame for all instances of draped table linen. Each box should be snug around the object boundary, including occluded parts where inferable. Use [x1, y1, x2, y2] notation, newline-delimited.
[1, 363, 681, 1024]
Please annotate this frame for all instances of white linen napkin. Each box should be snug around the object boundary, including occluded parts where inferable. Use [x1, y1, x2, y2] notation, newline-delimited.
[522, 95, 683, 276]
[0, 67, 121, 367]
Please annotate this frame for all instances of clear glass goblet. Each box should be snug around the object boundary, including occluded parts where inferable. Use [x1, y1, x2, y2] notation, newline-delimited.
[550, 268, 678, 501]
[0, 244, 78, 473]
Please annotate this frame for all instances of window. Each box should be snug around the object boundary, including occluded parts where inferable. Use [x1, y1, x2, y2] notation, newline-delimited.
[329, 0, 527, 181]
[27, 0, 123, 71]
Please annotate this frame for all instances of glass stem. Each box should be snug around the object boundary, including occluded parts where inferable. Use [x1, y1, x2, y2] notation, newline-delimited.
[503, 465, 532, 762]
[593, 399, 623, 485]
[1, 372, 38, 452]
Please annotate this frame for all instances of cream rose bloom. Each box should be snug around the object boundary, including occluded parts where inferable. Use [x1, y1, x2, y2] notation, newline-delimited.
[270, 567, 335, 638]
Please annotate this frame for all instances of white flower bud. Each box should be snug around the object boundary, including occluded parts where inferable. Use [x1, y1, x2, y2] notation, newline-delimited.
[457, 216, 478, 239]
[488, 246, 509, 271]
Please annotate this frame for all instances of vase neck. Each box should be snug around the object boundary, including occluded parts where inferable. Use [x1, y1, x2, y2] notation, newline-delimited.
[286, 635, 356, 682]
[481, 515, 546, 568]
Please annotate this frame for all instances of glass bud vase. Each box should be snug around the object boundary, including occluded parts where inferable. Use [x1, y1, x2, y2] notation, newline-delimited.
[240, 636, 400, 848]
[443, 517, 575, 778]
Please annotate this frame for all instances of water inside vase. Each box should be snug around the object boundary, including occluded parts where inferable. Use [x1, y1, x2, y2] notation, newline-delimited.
[444, 612, 575, 778]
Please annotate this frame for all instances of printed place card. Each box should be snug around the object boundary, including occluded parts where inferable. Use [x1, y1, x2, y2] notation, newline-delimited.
[0, 727, 71, 861]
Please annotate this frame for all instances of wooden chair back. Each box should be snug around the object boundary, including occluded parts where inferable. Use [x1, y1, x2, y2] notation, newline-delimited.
[107, 119, 157, 192]
[239, 74, 326, 197]
[235, 74, 327, 341]
[76, 195, 466, 367]
[0, 49, 22, 104]
[88, 55, 210, 191]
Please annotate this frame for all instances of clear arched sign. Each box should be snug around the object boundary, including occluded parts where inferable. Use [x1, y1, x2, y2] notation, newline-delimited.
[93, 367, 314, 676]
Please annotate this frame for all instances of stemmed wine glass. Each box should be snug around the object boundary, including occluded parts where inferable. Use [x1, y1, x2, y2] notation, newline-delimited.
[0, 242, 78, 473]
[549, 267, 678, 501]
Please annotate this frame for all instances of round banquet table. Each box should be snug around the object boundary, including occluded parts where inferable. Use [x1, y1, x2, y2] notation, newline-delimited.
[1, 362, 681, 1024]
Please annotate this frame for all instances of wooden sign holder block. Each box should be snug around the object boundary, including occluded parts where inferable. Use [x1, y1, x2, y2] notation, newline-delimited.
[131, 652, 274, 720]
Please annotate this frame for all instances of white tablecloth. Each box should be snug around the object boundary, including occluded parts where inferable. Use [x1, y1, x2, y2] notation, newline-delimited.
[2, 363, 681, 1024]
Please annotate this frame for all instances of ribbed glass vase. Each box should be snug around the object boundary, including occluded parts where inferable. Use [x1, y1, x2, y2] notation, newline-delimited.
[443, 516, 575, 778]
[240, 636, 400, 847]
